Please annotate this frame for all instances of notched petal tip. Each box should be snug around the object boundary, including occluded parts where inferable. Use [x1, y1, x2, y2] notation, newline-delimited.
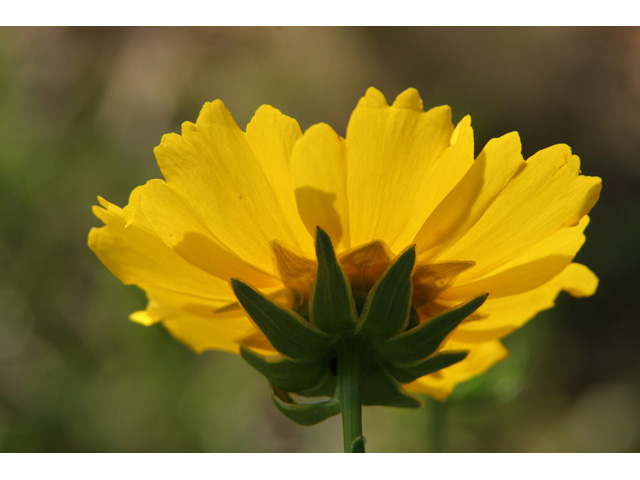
[153, 132, 182, 157]
[201, 98, 227, 115]
[90, 196, 124, 226]
[96, 195, 110, 208]
[181, 122, 198, 135]
[90, 206, 106, 222]
[475, 130, 525, 172]
[193, 99, 236, 130]
[494, 131, 523, 153]
[451, 115, 473, 145]
[358, 87, 388, 108]
[93, 196, 123, 217]
[392, 88, 424, 111]
[247, 104, 301, 135]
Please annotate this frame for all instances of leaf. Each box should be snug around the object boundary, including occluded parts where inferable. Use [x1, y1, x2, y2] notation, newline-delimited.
[240, 346, 331, 394]
[356, 246, 416, 339]
[310, 228, 357, 333]
[360, 365, 422, 408]
[296, 371, 337, 398]
[271, 387, 341, 426]
[231, 279, 331, 361]
[386, 351, 468, 383]
[378, 294, 487, 366]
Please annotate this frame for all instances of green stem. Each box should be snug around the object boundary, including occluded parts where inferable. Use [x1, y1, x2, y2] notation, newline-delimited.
[427, 397, 445, 453]
[337, 336, 364, 453]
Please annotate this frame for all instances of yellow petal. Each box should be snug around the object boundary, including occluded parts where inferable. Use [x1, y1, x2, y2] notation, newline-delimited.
[432, 144, 601, 278]
[291, 123, 350, 250]
[246, 105, 314, 254]
[88, 197, 236, 304]
[441, 216, 591, 299]
[415, 132, 526, 259]
[145, 284, 264, 319]
[356, 86, 387, 108]
[127, 179, 280, 287]
[405, 340, 508, 400]
[345, 87, 456, 253]
[451, 262, 598, 343]
[129, 310, 157, 326]
[130, 296, 170, 326]
[554, 262, 598, 297]
[154, 100, 313, 273]
[133, 285, 264, 354]
[415, 115, 475, 231]
[162, 311, 258, 354]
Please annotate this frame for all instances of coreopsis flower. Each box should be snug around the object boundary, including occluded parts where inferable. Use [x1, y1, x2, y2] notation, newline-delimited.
[89, 87, 601, 407]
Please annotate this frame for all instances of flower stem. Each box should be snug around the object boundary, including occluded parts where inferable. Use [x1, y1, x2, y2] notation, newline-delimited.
[337, 336, 364, 453]
[426, 397, 445, 453]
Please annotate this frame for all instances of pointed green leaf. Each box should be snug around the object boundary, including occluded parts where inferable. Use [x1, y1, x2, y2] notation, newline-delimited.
[350, 436, 366, 453]
[271, 387, 341, 426]
[360, 366, 422, 408]
[356, 246, 416, 339]
[386, 351, 469, 383]
[378, 294, 487, 366]
[231, 279, 331, 361]
[310, 228, 357, 333]
[240, 346, 331, 394]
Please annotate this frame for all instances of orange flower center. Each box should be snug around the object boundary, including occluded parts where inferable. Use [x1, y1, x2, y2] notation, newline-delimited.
[272, 239, 475, 321]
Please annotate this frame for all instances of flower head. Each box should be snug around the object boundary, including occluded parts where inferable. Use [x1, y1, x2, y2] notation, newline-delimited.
[89, 87, 601, 401]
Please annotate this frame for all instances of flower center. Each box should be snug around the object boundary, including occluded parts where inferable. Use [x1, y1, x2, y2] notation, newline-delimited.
[271, 239, 475, 323]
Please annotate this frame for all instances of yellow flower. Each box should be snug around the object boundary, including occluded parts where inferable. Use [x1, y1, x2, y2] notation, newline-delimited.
[88, 87, 601, 401]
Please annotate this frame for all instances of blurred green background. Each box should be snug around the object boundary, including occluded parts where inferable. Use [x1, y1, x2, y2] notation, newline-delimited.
[1, 27, 638, 453]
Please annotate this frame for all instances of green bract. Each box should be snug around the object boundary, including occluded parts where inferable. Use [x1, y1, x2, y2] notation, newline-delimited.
[231, 228, 487, 427]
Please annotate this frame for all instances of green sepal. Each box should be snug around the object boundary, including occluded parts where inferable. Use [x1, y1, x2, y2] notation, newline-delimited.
[231, 279, 331, 362]
[350, 436, 366, 453]
[361, 365, 422, 408]
[310, 228, 357, 333]
[240, 346, 331, 394]
[296, 371, 337, 398]
[377, 294, 488, 366]
[356, 246, 416, 339]
[271, 386, 341, 426]
[386, 351, 469, 383]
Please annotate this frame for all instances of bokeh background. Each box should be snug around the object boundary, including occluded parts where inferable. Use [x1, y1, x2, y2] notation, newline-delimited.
[1, 26, 639, 453]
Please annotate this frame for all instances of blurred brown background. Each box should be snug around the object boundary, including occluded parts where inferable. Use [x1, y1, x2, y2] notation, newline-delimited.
[0, 26, 638, 452]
